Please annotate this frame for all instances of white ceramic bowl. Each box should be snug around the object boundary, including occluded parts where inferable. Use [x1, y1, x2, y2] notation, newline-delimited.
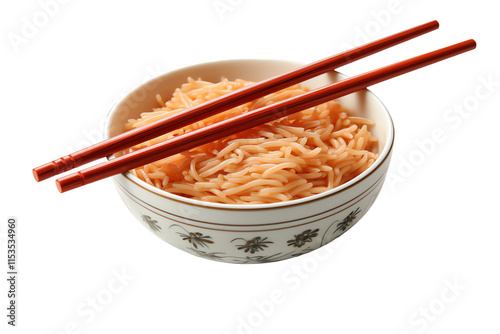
[105, 59, 394, 264]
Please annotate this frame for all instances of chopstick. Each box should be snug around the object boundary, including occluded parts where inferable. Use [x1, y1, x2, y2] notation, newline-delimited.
[33, 20, 439, 182]
[56, 39, 476, 193]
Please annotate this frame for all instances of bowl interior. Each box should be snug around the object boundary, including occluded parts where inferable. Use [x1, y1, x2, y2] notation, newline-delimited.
[105, 59, 393, 207]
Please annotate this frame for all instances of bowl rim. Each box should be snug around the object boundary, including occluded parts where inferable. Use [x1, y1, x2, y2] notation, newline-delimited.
[106, 58, 395, 210]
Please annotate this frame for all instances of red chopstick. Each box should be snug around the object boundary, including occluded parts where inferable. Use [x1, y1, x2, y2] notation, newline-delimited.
[33, 20, 439, 182]
[56, 39, 476, 193]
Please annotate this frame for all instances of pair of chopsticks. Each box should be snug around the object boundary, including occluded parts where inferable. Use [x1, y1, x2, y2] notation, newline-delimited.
[32, 20, 476, 193]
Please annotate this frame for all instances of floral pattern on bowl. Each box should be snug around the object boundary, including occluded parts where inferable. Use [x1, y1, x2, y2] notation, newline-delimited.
[137, 204, 366, 263]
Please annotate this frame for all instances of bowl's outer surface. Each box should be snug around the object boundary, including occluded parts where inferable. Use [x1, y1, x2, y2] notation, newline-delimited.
[106, 59, 394, 263]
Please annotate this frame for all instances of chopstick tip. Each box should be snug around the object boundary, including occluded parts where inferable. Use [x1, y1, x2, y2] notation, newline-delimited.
[33, 163, 57, 182]
[56, 173, 85, 193]
[32, 168, 40, 182]
[458, 39, 477, 52]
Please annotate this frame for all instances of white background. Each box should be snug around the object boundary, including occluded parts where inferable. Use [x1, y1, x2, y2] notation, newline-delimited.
[1, 0, 499, 333]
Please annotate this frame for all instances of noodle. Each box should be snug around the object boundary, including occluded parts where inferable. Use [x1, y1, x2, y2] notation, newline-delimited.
[122, 78, 379, 204]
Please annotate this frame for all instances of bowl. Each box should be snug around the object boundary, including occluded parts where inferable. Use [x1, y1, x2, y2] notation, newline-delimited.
[105, 59, 394, 264]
